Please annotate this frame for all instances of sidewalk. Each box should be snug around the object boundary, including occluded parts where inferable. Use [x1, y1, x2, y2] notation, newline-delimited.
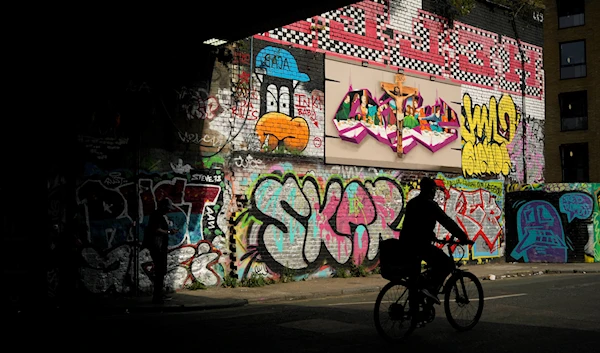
[55, 261, 600, 316]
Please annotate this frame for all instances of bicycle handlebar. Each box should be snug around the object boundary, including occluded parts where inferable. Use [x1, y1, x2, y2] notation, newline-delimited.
[434, 238, 469, 246]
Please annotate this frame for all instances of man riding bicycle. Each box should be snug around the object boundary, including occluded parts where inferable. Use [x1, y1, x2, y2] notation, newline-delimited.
[398, 176, 474, 304]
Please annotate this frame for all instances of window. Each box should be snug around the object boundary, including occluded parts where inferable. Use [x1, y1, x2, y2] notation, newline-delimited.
[560, 143, 589, 182]
[560, 40, 586, 79]
[557, 0, 585, 29]
[559, 91, 587, 131]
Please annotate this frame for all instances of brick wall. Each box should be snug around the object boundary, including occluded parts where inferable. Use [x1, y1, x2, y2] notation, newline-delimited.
[67, 0, 555, 295]
[197, 0, 551, 284]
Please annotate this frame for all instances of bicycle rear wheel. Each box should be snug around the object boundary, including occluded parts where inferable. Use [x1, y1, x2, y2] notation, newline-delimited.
[443, 271, 484, 331]
[374, 281, 416, 342]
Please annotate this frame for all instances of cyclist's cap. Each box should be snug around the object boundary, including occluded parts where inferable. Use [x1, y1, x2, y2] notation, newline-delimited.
[420, 177, 436, 193]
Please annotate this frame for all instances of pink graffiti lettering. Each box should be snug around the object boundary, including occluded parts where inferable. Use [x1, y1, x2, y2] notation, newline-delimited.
[501, 38, 543, 94]
[245, 175, 403, 269]
[255, 5, 543, 98]
[454, 25, 497, 83]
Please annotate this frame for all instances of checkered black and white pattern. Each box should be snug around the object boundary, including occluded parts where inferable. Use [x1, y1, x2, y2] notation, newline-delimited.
[266, 21, 314, 47]
[449, 24, 498, 88]
[499, 38, 543, 96]
[386, 11, 445, 75]
[316, 4, 387, 62]
[259, 0, 544, 98]
[410, 21, 430, 52]
[390, 51, 444, 75]
[321, 7, 367, 36]
[525, 43, 543, 97]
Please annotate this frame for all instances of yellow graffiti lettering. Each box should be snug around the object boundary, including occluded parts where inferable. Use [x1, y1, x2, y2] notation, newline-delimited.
[496, 95, 519, 144]
[461, 93, 520, 177]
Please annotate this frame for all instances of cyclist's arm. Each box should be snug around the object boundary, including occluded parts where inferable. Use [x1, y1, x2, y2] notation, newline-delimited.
[432, 202, 470, 243]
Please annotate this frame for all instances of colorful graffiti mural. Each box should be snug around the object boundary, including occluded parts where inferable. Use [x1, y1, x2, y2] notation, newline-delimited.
[74, 166, 231, 293]
[45, 0, 555, 302]
[256, 3, 543, 99]
[253, 46, 319, 154]
[213, 42, 325, 157]
[506, 184, 600, 263]
[253, 1, 545, 182]
[233, 161, 504, 280]
[333, 84, 460, 154]
[434, 175, 504, 260]
[461, 93, 520, 177]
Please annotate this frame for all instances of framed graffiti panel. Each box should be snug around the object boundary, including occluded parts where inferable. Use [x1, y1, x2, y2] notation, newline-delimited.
[324, 58, 462, 171]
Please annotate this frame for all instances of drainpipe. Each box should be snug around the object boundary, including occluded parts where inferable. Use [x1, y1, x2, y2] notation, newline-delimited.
[510, 6, 528, 185]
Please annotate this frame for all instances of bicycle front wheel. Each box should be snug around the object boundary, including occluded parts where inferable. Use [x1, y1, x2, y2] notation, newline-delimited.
[443, 271, 484, 331]
[374, 280, 416, 342]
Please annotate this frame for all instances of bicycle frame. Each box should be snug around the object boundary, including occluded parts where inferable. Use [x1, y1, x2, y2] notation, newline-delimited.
[434, 239, 471, 300]
[375, 237, 483, 341]
[420, 239, 467, 286]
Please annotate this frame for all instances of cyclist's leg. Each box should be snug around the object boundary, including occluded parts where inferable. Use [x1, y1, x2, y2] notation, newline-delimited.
[422, 245, 453, 293]
[405, 260, 421, 321]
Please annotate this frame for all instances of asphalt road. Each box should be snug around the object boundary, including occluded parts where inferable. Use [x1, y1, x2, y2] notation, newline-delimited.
[13, 274, 600, 352]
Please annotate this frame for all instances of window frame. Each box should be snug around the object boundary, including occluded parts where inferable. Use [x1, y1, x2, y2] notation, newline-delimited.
[559, 90, 588, 132]
[556, 0, 585, 29]
[559, 39, 587, 80]
[560, 143, 589, 182]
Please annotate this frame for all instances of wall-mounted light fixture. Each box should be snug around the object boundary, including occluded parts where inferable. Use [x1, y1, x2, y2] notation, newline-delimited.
[362, 61, 369, 67]
[429, 75, 436, 81]
[397, 68, 404, 74]
[203, 38, 228, 46]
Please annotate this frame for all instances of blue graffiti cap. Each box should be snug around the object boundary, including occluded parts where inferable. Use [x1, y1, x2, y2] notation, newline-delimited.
[255, 46, 310, 82]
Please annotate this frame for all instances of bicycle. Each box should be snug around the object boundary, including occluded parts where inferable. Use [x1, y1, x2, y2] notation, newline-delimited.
[374, 237, 484, 342]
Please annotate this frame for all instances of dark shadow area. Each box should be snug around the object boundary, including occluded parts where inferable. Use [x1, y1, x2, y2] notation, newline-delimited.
[7, 302, 598, 352]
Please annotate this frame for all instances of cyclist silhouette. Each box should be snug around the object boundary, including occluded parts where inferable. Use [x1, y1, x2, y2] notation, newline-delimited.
[398, 176, 473, 304]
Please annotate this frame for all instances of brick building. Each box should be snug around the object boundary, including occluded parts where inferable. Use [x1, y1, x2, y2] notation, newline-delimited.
[543, 0, 600, 182]
[28, 0, 600, 305]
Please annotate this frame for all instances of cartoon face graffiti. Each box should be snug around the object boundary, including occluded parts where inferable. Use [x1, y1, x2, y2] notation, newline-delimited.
[254, 46, 311, 153]
[511, 200, 567, 263]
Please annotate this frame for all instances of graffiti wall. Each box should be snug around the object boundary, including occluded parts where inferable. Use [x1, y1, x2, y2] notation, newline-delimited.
[505, 184, 600, 263]
[257, 0, 545, 183]
[49, 0, 552, 297]
[231, 157, 504, 281]
[72, 160, 233, 293]
[461, 87, 545, 183]
[204, 40, 325, 158]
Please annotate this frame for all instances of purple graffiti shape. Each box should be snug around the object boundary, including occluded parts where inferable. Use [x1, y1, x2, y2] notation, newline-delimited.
[511, 200, 567, 263]
[559, 192, 593, 223]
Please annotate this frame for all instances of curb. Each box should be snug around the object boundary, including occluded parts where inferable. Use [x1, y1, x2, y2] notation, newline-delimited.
[12, 269, 597, 317]
[478, 269, 600, 281]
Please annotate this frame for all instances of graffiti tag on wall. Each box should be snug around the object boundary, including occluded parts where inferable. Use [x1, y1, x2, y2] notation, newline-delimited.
[461, 93, 520, 177]
[74, 167, 229, 293]
[253, 46, 319, 154]
[234, 169, 504, 279]
[506, 188, 597, 263]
